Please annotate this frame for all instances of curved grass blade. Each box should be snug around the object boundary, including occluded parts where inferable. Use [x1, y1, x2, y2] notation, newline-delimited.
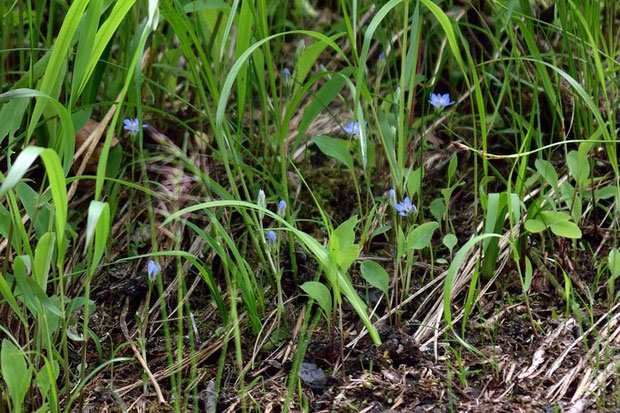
[0, 147, 67, 261]
[163, 200, 382, 345]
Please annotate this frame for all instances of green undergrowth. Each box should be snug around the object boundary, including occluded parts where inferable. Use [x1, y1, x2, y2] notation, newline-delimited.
[0, 0, 618, 411]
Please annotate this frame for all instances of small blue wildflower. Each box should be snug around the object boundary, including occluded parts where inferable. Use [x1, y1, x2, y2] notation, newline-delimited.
[277, 199, 287, 217]
[257, 189, 266, 209]
[377, 51, 386, 70]
[147, 259, 161, 282]
[429, 93, 455, 110]
[266, 230, 277, 247]
[388, 189, 397, 206]
[394, 196, 417, 217]
[283, 68, 293, 88]
[123, 118, 148, 134]
[342, 121, 367, 136]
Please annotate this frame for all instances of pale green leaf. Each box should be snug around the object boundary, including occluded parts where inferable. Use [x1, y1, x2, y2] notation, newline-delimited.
[1, 339, 31, 413]
[550, 221, 582, 239]
[301, 281, 331, 319]
[312, 135, 354, 171]
[360, 261, 389, 297]
[406, 221, 439, 250]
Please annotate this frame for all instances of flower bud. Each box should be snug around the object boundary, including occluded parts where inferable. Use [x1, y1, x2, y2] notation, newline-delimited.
[277, 199, 287, 217]
[257, 189, 266, 209]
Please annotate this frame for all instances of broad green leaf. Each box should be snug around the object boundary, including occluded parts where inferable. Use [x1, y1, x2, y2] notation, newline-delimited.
[333, 215, 358, 251]
[370, 225, 391, 239]
[535, 158, 558, 192]
[406, 221, 439, 250]
[524, 219, 546, 233]
[311, 135, 354, 171]
[360, 261, 389, 297]
[298, 68, 351, 141]
[566, 150, 590, 187]
[440, 186, 456, 204]
[539, 210, 571, 226]
[338, 245, 361, 272]
[300, 281, 331, 319]
[405, 167, 422, 198]
[429, 198, 446, 223]
[549, 221, 582, 239]
[593, 186, 617, 200]
[1, 339, 31, 413]
[443, 233, 457, 253]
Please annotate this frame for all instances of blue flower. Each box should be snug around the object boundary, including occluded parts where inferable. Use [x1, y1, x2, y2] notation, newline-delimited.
[394, 196, 417, 217]
[342, 121, 367, 135]
[282, 68, 293, 88]
[377, 50, 386, 69]
[257, 189, 266, 209]
[277, 199, 287, 217]
[123, 118, 148, 134]
[147, 259, 161, 282]
[429, 93, 455, 110]
[266, 230, 277, 247]
[388, 189, 397, 206]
